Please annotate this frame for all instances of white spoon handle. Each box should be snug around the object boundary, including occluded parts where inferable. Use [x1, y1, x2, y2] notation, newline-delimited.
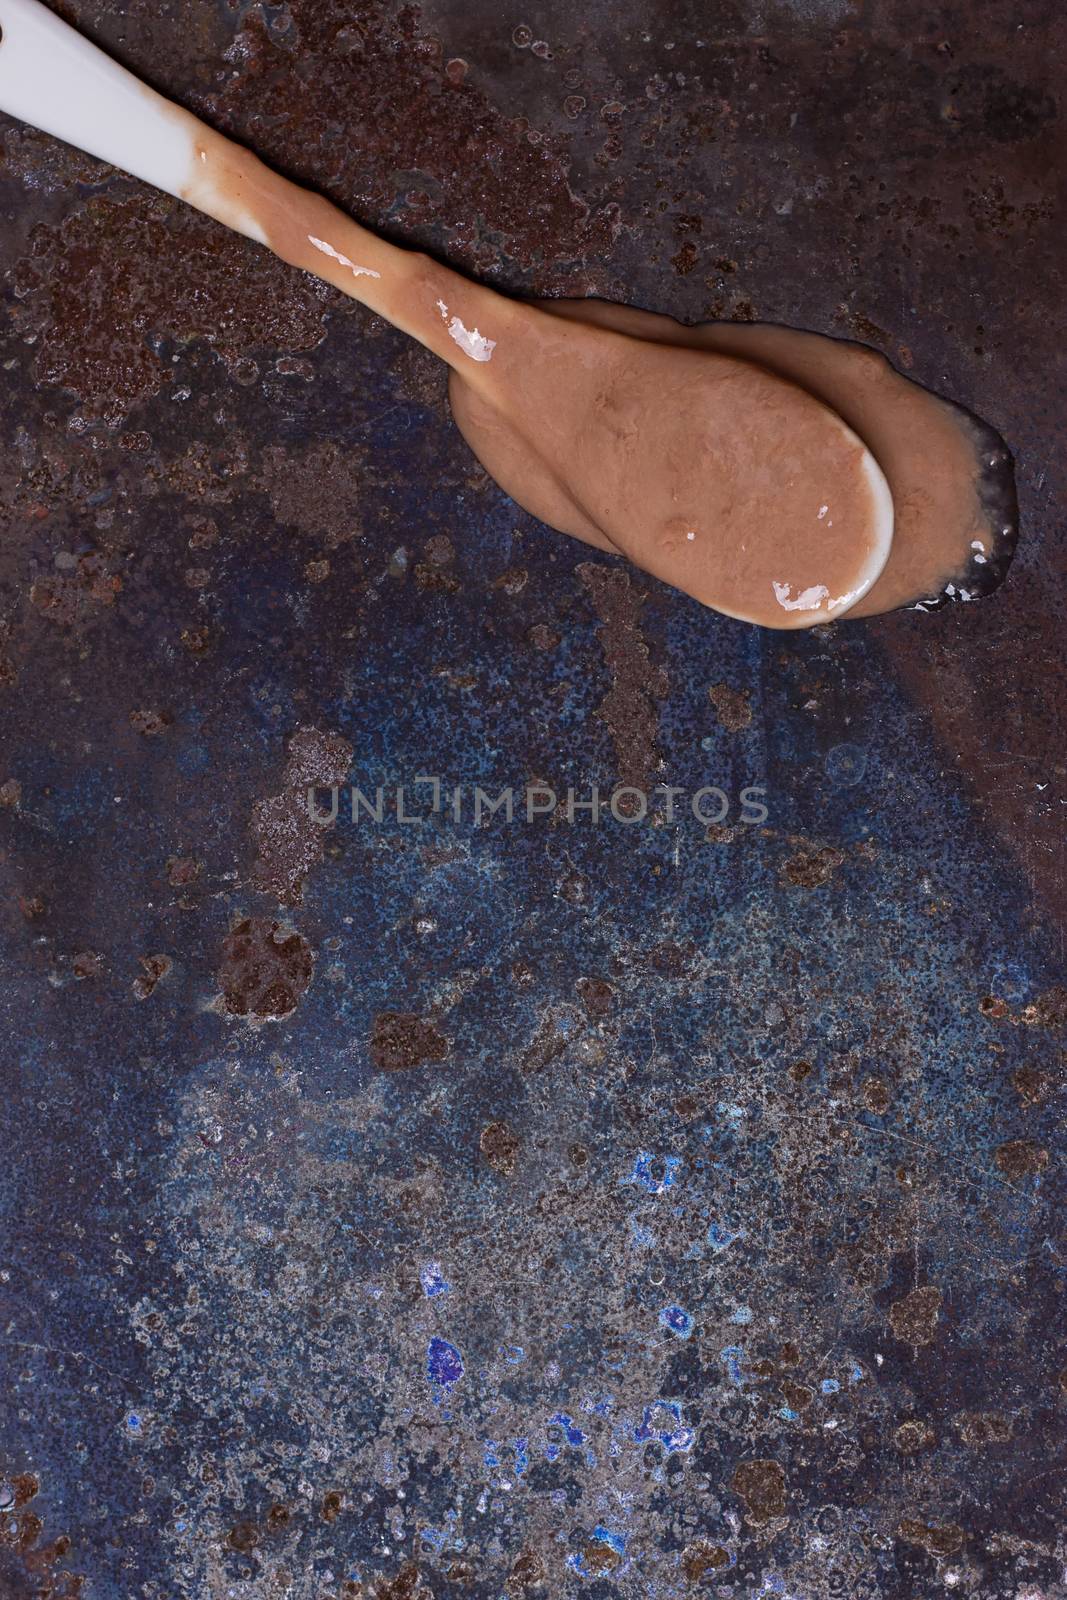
[0, 0, 260, 228]
[0, 0, 518, 379]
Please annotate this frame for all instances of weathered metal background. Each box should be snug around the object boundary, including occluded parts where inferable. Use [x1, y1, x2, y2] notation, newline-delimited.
[0, 0, 1064, 1595]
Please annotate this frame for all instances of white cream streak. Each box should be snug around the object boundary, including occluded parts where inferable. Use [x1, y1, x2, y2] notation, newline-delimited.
[0, 0, 272, 242]
[436, 298, 496, 363]
[773, 581, 832, 612]
[307, 235, 381, 279]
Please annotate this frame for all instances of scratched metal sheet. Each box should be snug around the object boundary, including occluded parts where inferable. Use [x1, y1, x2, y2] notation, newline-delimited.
[0, 0, 1064, 1596]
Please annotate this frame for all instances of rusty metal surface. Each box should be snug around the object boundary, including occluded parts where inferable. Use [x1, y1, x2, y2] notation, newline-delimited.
[0, 1, 1065, 1596]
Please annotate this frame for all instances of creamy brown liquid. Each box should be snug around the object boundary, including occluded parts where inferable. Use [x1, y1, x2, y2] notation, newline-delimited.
[176, 113, 1016, 628]
[505, 299, 1018, 618]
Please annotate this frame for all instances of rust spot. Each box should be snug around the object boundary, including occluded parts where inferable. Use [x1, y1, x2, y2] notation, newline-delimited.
[251, 725, 353, 905]
[0, 779, 21, 807]
[645, 940, 693, 979]
[682, 1539, 730, 1579]
[166, 857, 203, 888]
[20, 195, 332, 422]
[863, 1076, 891, 1113]
[492, 567, 528, 595]
[1020, 985, 1067, 1029]
[582, 1540, 620, 1573]
[30, 552, 122, 626]
[165, 434, 250, 505]
[1012, 1065, 1051, 1104]
[780, 838, 845, 889]
[14, 1512, 43, 1554]
[576, 976, 615, 1018]
[0, 1474, 83, 1598]
[227, 1520, 259, 1552]
[133, 954, 172, 1000]
[521, 1008, 578, 1074]
[375, 1563, 421, 1600]
[557, 870, 587, 904]
[321, 1489, 344, 1522]
[129, 709, 171, 737]
[258, 442, 366, 548]
[422, 535, 455, 567]
[897, 1519, 965, 1556]
[578, 563, 668, 790]
[507, 1550, 544, 1591]
[707, 681, 752, 731]
[218, 916, 314, 1019]
[187, 517, 218, 551]
[731, 1458, 787, 1524]
[180, 626, 212, 655]
[994, 1138, 1048, 1179]
[369, 1012, 448, 1071]
[984, 986, 1067, 1029]
[780, 1379, 813, 1412]
[953, 1410, 1012, 1446]
[480, 1121, 519, 1175]
[218, 0, 617, 278]
[415, 563, 461, 594]
[72, 950, 104, 980]
[894, 1418, 936, 1453]
[837, 306, 891, 345]
[525, 622, 560, 650]
[888, 1284, 943, 1346]
[432, 666, 477, 691]
[671, 241, 699, 275]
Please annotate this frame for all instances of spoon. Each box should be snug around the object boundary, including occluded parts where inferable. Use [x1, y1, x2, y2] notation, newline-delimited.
[4, 0, 1004, 629]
